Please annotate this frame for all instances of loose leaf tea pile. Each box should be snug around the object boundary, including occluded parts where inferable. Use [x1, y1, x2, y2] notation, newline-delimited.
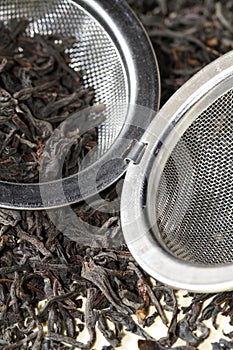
[0, 19, 101, 183]
[1, 1, 233, 349]
[128, 0, 233, 105]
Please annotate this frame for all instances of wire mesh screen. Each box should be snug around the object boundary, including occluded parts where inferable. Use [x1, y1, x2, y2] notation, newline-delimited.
[156, 89, 233, 265]
[0, 0, 128, 166]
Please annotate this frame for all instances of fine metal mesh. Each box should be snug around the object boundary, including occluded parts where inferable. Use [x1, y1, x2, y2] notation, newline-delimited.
[156, 89, 233, 265]
[0, 0, 128, 164]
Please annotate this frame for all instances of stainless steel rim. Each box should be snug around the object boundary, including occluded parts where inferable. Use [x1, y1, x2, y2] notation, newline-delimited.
[121, 50, 233, 292]
[0, 0, 160, 209]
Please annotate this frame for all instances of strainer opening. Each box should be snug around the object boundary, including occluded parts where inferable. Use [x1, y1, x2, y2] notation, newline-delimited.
[0, 0, 128, 176]
[156, 88, 233, 265]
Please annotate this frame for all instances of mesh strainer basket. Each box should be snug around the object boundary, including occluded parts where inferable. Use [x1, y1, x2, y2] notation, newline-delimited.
[121, 50, 233, 293]
[0, 0, 159, 208]
[1, 0, 233, 293]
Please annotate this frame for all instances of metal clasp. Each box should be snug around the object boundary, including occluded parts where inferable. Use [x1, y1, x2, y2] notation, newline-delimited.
[124, 139, 147, 165]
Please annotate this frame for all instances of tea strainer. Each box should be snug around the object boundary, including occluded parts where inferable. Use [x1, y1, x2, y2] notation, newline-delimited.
[0, 0, 160, 208]
[1, 0, 233, 293]
[121, 50, 233, 293]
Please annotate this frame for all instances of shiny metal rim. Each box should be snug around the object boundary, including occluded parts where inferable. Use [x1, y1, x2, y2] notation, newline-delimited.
[121, 50, 233, 292]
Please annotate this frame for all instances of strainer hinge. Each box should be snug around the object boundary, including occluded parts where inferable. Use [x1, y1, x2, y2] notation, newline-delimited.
[124, 140, 147, 165]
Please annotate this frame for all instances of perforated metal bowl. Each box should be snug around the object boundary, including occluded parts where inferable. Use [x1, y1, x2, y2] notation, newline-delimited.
[0, 0, 160, 209]
[121, 50, 233, 293]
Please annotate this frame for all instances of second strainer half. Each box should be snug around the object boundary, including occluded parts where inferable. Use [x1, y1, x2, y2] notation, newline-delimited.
[121, 50, 233, 293]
